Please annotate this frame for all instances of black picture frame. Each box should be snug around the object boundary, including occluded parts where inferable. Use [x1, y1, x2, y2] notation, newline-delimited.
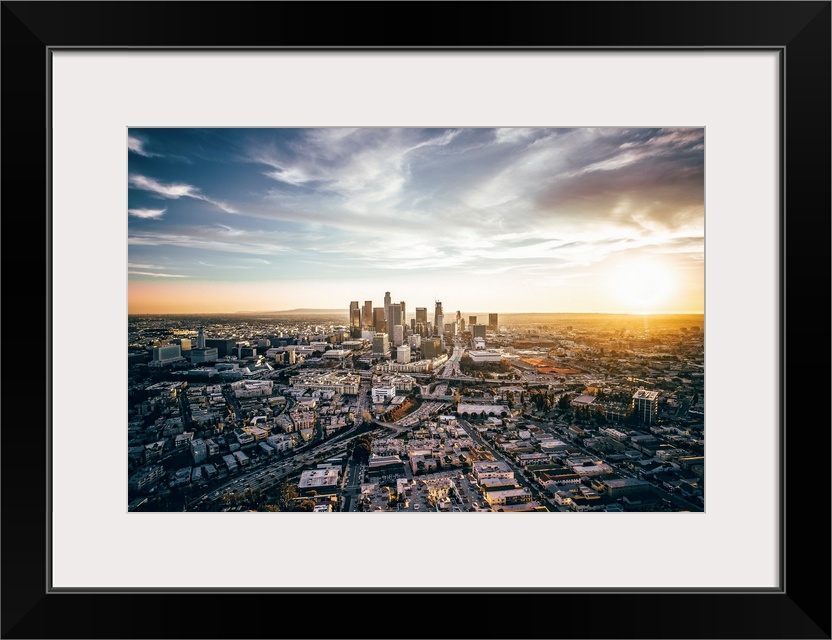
[2, 2, 829, 638]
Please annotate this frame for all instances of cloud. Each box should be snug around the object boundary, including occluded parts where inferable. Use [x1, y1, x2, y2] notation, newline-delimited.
[129, 175, 198, 198]
[128, 136, 162, 158]
[128, 270, 188, 278]
[128, 208, 167, 219]
[129, 174, 237, 213]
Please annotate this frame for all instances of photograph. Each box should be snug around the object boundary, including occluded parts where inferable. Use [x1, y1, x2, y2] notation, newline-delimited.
[127, 127, 705, 515]
[2, 0, 828, 637]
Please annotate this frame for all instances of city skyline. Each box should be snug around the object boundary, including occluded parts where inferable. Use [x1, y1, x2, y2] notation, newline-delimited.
[128, 127, 704, 314]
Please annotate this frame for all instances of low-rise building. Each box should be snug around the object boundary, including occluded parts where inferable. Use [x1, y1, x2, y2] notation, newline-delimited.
[484, 487, 533, 506]
[472, 460, 515, 482]
[128, 465, 165, 492]
[298, 467, 340, 496]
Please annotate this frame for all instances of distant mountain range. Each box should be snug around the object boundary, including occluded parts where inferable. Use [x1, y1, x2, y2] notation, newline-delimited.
[240, 308, 348, 316]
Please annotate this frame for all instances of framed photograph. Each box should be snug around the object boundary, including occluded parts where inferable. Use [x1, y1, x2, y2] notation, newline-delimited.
[3, 2, 829, 638]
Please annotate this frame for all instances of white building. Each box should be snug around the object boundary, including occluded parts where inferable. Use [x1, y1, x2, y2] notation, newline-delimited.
[290, 372, 361, 395]
[372, 385, 396, 403]
[467, 349, 502, 364]
[150, 344, 185, 366]
[472, 460, 515, 482]
[298, 467, 340, 495]
[230, 379, 274, 398]
[266, 433, 294, 453]
[396, 344, 411, 364]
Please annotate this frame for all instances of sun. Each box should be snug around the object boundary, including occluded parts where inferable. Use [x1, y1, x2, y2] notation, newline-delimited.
[608, 257, 676, 312]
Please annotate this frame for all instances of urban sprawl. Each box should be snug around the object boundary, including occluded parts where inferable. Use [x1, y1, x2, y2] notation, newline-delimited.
[128, 295, 704, 513]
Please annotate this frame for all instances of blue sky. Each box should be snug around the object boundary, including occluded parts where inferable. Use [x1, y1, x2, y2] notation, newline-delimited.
[128, 127, 704, 314]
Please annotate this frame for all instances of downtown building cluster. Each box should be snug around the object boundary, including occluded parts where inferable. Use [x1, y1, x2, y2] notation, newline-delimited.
[349, 292, 498, 358]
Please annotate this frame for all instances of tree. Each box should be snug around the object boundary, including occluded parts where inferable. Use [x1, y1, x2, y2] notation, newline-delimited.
[272, 482, 298, 511]
[298, 500, 316, 512]
[352, 441, 371, 463]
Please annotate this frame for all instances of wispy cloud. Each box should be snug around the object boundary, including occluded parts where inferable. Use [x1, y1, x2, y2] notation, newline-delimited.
[129, 174, 237, 213]
[128, 208, 167, 219]
[128, 136, 162, 158]
[129, 175, 198, 198]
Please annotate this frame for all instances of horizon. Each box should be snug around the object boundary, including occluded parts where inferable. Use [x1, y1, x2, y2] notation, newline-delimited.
[128, 127, 704, 315]
[127, 309, 706, 318]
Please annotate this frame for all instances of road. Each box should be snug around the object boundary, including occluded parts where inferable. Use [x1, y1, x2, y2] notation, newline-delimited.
[457, 418, 561, 512]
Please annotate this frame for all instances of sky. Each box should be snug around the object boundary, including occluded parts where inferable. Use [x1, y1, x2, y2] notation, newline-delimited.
[127, 127, 704, 315]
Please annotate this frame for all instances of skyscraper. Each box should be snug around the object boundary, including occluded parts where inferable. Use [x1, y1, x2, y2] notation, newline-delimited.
[488, 313, 499, 331]
[373, 307, 386, 333]
[392, 324, 404, 347]
[384, 291, 392, 321]
[400, 301, 406, 325]
[472, 324, 486, 340]
[415, 307, 428, 337]
[349, 301, 361, 338]
[363, 301, 373, 329]
[197, 326, 206, 349]
[434, 301, 444, 338]
[469, 316, 477, 326]
[386, 303, 402, 336]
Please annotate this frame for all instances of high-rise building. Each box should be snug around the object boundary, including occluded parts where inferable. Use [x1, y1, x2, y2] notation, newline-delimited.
[434, 301, 444, 338]
[469, 316, 477, 326]
[400, 301, 406, 326]
[197, 327, 206, 349]
[349, 301, 361, 338]
[386, 303, 403, 336]
[152, 344, 183, 363]
[384, 291, 392, 321]
[396, 344, 411, 364]
[206, 338, 236, 358]
[414, 307, 428, 337]
[422, 337, 442, 359]
[410, 318, 416, 332]
[363, 301, 373, 329]
[180, 338, 192, 352]
[472, 324, 487, 340]
[444, 323, 456, 336]
[632, 389, 659, 425]
[392, 324, 404, 347]
[488, 313, 499, 331]
[372, 333, 390, 357]
[373, 307, 386, 333]
[459, 319, 466, 333]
